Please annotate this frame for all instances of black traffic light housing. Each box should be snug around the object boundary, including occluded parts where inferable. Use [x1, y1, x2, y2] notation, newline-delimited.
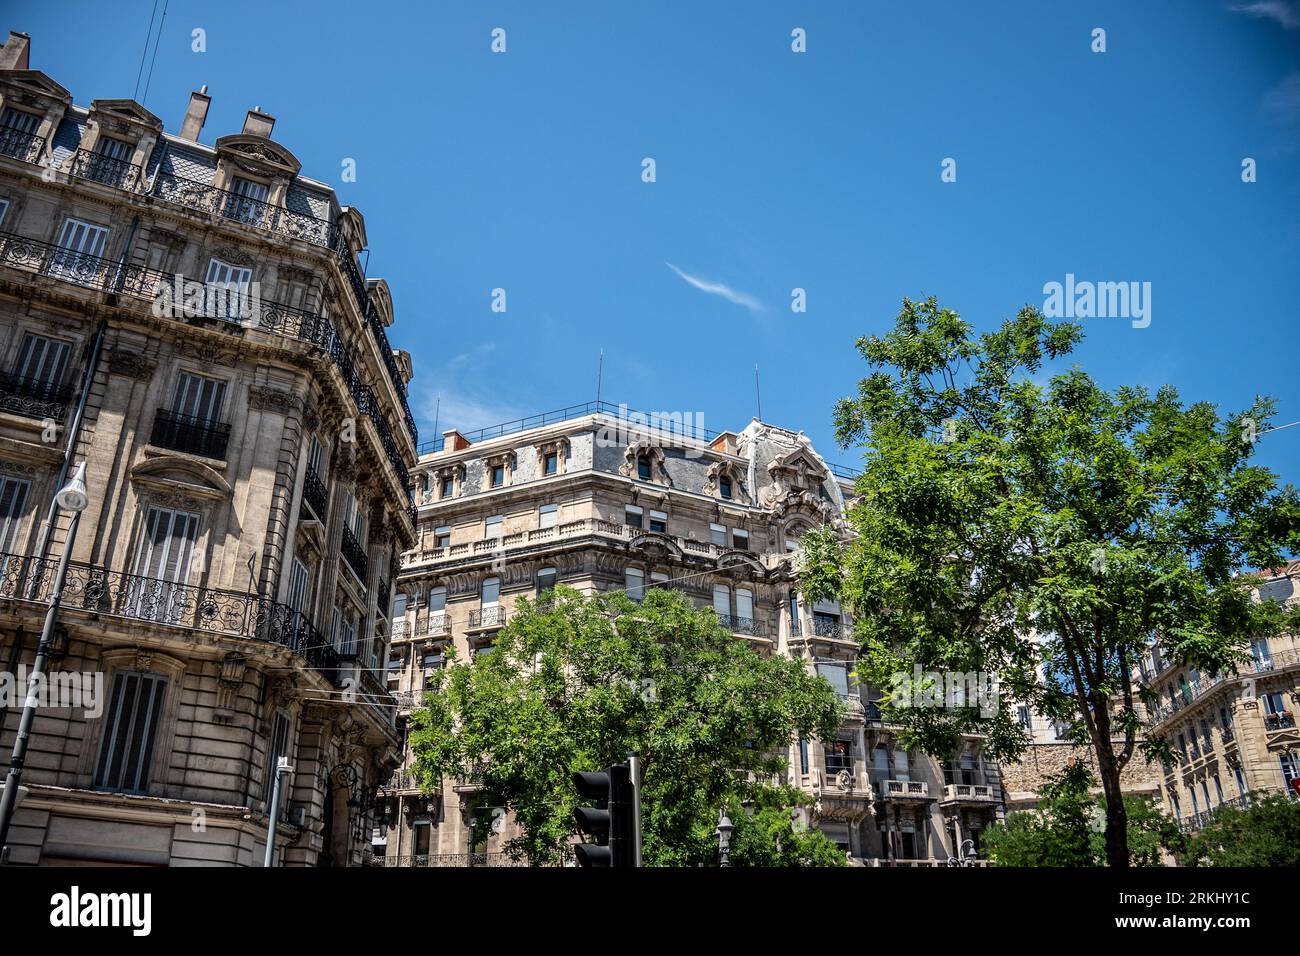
[572, 763, 635, 867]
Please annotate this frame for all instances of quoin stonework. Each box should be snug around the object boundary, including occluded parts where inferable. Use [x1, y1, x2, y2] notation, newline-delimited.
[0, 30, 418, 865]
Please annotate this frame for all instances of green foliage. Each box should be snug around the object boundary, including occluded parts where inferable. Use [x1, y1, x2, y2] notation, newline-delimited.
[725, 787, 849, 867]
[984, 763, 1183, 866]
[408, 586, 845, 866]
[1184, 793, 1300, 866]
[832, 296, 1300, 865]
[794, 524, 844, 606]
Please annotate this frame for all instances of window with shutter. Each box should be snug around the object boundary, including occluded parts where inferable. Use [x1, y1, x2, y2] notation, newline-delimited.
[94, 671, 168, 793]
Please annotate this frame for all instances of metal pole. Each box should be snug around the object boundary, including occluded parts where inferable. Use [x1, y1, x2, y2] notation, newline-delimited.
[0, 507, 82, 861]
[263, 759, 291, 867]
[628, 751, 643, 867]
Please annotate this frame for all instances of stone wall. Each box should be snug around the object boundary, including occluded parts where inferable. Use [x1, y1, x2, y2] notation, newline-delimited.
[1000, 742, 1161, 810]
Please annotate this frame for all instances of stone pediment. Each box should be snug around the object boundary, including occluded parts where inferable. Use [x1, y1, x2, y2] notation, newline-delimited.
[215, 133, 301, 177]
[717, 550, 767, 579]
[89, 98, 162, 131]
[628, 531, 683, 562]
[0, 70, 71, 105]
[131, 456, 232, 502]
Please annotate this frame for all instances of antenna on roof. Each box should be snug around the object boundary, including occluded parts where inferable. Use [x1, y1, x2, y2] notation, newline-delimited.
[755, 365, 763, 422]
[432, 394, 440, 442]
[596, 349, 604, 406]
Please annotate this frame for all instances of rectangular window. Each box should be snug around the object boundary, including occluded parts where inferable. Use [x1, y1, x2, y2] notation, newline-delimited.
[536, 567, 557, 594]
[287, 558, 310, 614]
[1017, 705, 1031, 730]
[51, 217, 109, 283]
[0, 199, 9, 226]
[732, 528, 749, 551]
[94, 671, 167, 793]
[95, 135, 133, 161]
[263, 710, 292, 800]
[226, 176, 269, 224]
[490, 464, 505, 488]
[131, 506, 199, 622]
[712, 584, 730, 615]
[0, 107, 40, 134]
[625, 568, 644, 602]
[429, 586, 447, 612]
[440, 475, 454, 498]
[204, 258, 253, 321]
[735, 587, 754, 621]
[13, 333, 70, 394]
[624, 505, 643, 529]
[434, 525, 451, 549]
[648, 510, 667, 534]
[543, 452, 558, 476]
[817, 661, 850, 698]
[539, 503, 558, 530]
[307, 434, 324, 476]
[799, 738, 809, 775]
[173, 371, 226, 423]
[710, 523, 726, 546]
[650, 571, 669, 590]
[481, 577, 500, 606]
[825, 739, 851, 774]
[485, 514, 503, 538]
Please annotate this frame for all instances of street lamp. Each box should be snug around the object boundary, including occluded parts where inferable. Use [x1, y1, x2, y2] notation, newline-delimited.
[0, 462, 90, 864]
[264, 757, 295, 867]
[715, 809, 734, 867]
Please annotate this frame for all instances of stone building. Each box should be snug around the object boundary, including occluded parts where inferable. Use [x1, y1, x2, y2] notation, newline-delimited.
[376, 402, 1005, 866]
[0, 31, 416, 865]
[1139, 560, 1300, 832]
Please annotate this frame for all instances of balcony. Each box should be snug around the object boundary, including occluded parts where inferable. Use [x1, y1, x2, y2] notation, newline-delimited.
[150, 169, 334, 247]
[811, 618, 855, 642]
[941, 783, 1000, 805]
[0, 124, 43, 164]
[1264, 712, 1296, 732]
[716, 613, 761, 637]
[415, 612, 451, 637]
[467, 606, 507, 630]
[341, 527, 369, 582]
[302, 463, 328, 521]
[150, 408, 231, 459]
[1143, 647, 1300, 729]
[880, 779, 931, 801]
[0, 371, 73, 422]
[70, 148, 141, 191]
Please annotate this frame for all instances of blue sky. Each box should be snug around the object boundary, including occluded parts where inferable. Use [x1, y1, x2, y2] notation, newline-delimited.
[20, 1, 1300, 478]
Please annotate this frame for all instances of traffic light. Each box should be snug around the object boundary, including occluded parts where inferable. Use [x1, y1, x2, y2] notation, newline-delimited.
[572, 762, 637, 867]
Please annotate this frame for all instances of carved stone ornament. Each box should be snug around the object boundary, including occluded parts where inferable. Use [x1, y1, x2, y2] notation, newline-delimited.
[209, 244, 255, 267]
[619, 443, 672, 486]
[249, 384, 300, 415]
[0, 459, 39, 478]
[107, 348, 158, 380]
[178, 340, 239, 368]
[134, 649, 154, 671]
[214, 654, 248, 724]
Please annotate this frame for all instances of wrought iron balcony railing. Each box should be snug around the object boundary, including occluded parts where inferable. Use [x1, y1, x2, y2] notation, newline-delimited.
[1143, 647, 1300, 728]
[716, 613, 760, 636]
[811, 618, 854, 641]
[150, 408, 231, 459]
[341, 527, 369, 582]
[150, 169, 334, 247]
[0, 124, 44, 165]
[1264, 712, 1295, 731]
[0, 230, 414, 497]
[0, 549, 345, 683]
[415, 612, 451, 637]
[0, 371, 73, 421]
[71, 148, 141, 191]
[302, 463, 328, 521]
[467, 606, 507, 629]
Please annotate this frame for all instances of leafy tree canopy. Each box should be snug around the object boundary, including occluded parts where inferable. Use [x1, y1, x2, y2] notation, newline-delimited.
[824, 296, 1300, 866]
[409, 586, 845, 866]
[1184, 793, 1300, 867]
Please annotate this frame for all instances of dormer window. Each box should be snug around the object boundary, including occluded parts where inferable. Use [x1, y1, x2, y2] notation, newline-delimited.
[490, 463, 505, 488]
[225, 176, 270, 226]
[636, 455, 652, 481]
[719, 475, 733, 499]
[440, 475, 454, 498]
[544, 451, 558, 476]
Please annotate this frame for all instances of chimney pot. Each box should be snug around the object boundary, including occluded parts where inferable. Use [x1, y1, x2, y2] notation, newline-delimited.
[242, 107, 275, 139]
[179, 87, 211, 142]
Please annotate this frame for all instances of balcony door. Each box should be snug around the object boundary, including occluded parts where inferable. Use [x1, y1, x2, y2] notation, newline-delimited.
[131, 506, 199, 623]
[0, 475, 30, 578]
[14, 332, 69, 399]
[173, 371, 226, 424]
[50, 217, 109, 284]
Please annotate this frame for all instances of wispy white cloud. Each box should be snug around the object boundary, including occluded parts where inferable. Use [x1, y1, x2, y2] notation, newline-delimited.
[413, 343, 527, 436]
[1264, 70, 1300, 123]
[1229, 1, 1300, 29]
[665, 262, 765, 313]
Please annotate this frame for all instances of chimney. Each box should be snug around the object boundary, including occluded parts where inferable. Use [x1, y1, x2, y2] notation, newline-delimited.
[443, 430, 472, 452]
[0, 31, 30, 71]
[242, 106, 275, 139]
[179, 85, 210, 141]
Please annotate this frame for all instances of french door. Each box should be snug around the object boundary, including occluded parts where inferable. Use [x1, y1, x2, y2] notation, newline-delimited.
[130, 506, 199, 623]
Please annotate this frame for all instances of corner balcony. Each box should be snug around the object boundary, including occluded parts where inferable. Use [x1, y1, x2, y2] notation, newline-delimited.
[806, 766, 874, 822]
[150, 408, 231, 460]
[0, 371, 73, 422]
[941, 783, 1000, 806]
[879, 779, 932, 802]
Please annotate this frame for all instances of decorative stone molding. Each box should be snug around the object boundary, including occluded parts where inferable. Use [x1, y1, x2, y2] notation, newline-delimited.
[249, 384, 300, 415]
[214, 654, 247, 724]
[0, 458, 40, 478]
[107, 347, 158, 380]
[177, 340, 239, 368]
[703, 459, 748, 503]
[619, 442, 672, 486]
[209, 244, 255, 267]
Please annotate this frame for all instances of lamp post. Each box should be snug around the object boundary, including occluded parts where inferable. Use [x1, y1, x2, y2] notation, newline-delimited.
[264, 757, 295, 867]
[715, 809, 734, 867]
[0, 462, 89, 864]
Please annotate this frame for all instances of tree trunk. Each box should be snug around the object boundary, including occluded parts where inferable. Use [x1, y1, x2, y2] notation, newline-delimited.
[1095, 741, 1129, 868]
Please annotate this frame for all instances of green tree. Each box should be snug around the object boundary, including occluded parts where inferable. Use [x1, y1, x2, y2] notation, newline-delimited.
[823, 296, 1300, 867]
[408, 586, 845, 866]
[1185, 793, 1300, 866]
[984, 763, 1184, 866]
